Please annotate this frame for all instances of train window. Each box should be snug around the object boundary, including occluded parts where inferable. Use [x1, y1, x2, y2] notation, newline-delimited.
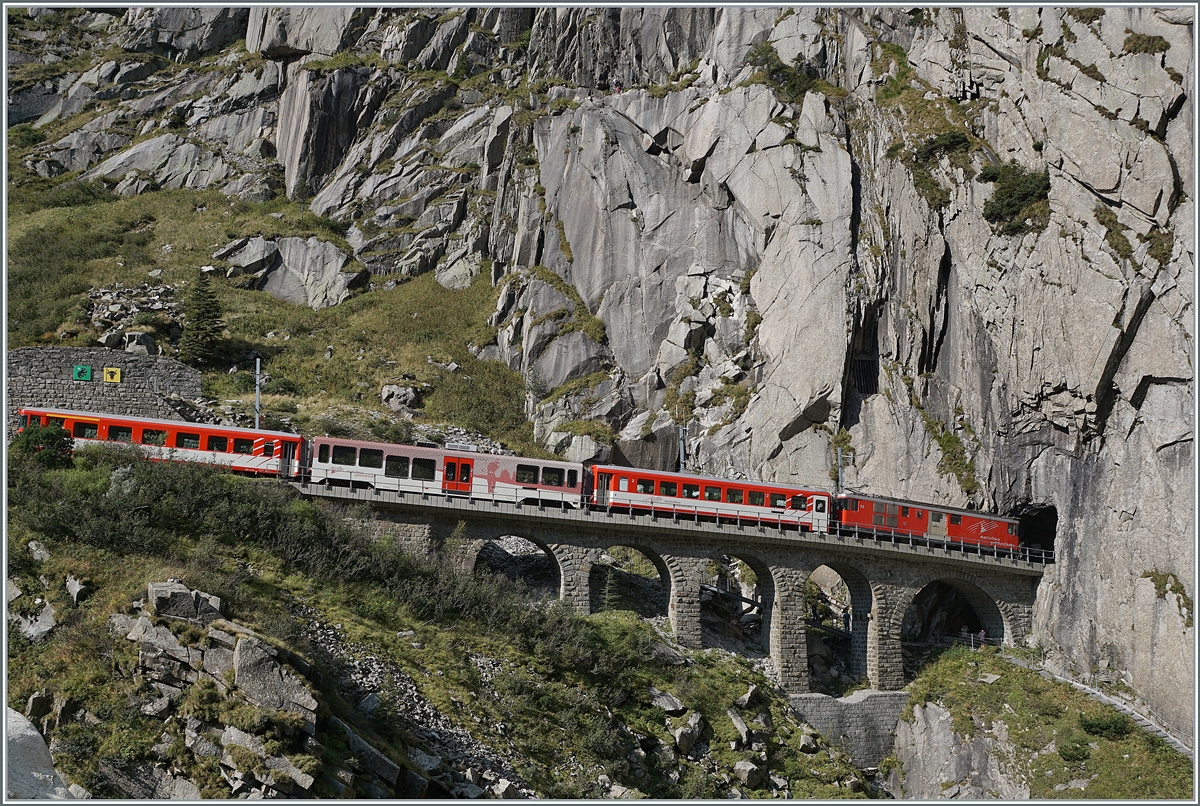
[618, 477, 629, 492]
[636, 478, 654, 494]
[207, 436, 228, 452]
[792, 494, 807, 510]
[849, 499, 859, 511]
[141, 429, 166, 445]
[769, 493, 786, 508]
[683, 484, 700, 499]
[18, 414, 28, 428]
[542, 467, 564, 487]
[726, 489, 744, 504]
[177, 432, 200, 449]
[815, 499, 826, 513]
[233, 438, 254, 454]
[73, 421, 99, 439]
[567, 469, 578, 488]
[901, 506, 910, 517]
[704, 486, 721, 501]
[749, 490, 765, 506]
[385, 456, 409, 478]
[412, 458, 436, 480]
[949, 514, 962, 525]
[49, 417, 65, 428]
[108, 426, 133, 442]
[332, 445, 356, 465]
[359, 448, 383, 468]
[931, 512, 943, 523]
[318, 444, 330, 463]
[659, 481, 677, 496]
[916, 510, 923, 519]
[461, 465, 471, 483]
[1007, 523, 1015, 535]
[445, 462, 457, 481]
[516, 464, 539, 484]
[263, 442, 275, 458]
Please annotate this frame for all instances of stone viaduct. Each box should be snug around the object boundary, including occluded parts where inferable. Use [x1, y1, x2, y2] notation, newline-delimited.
[299, 483, 1046, 696]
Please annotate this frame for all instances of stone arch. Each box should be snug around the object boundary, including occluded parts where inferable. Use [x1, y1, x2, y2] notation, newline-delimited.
[698, 548, 778, 653]
[581, 540, 672, 617]
[891, 568, 1018, 647]
[797, 555, 875, 688]
[466, 530, 565, 602]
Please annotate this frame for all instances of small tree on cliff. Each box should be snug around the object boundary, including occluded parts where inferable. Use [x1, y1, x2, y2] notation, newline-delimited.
[177, 272, 224, 367]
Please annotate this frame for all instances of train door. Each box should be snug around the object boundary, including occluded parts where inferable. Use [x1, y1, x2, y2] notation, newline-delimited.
[595, 473, 612, 505]
[929, 511, 947, 538]
[812, 495, 830, 532]
[443, 458, 474, 495]
[279, 441, 296, 479]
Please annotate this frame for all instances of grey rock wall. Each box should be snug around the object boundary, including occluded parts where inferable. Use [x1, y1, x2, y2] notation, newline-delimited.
[789, 690, 910, 767]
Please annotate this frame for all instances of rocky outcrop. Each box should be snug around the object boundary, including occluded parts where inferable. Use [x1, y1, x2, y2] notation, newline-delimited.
[120, 8, 249, 61]
[6, 708, 73, 799]
[213, 236, 368, 309]
[889, 702, 1029, 799]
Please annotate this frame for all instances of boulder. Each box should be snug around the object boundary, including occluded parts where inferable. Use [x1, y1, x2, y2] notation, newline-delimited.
[255, 237, 367, 310]
[330, 716, 400, 785]
[147, 580, 223, 624]
[28, 540, 51, 561]
[5, 707, 73, 799]
[13, 601, 57, 642]
[381, 385, 419, 411]
[727, 708, 751, 745]
[671, 711, 704, 756]
[733, 759, 767, 789]
[233, 637, 318, 733]
[648, 686, 687, 716]
[735, 684, 758, 708]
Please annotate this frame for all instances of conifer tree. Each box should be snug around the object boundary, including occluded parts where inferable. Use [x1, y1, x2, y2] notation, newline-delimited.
[177, 272, 224, 367]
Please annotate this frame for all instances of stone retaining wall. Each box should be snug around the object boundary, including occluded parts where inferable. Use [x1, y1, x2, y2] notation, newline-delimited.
[7, 347, 201, 432]
[788, 690, 911, 767]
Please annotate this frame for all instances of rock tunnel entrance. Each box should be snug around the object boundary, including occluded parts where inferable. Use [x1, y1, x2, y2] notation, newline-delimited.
[900, 580, 1005, 681]
[473, 536, 559, 600]
[1020, 504, 1058, 556]
[588, 545, 669, 618]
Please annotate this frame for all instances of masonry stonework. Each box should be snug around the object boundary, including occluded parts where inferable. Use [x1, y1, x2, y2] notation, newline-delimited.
[7, 347, 201, 433]
[789, 690, 912, 767]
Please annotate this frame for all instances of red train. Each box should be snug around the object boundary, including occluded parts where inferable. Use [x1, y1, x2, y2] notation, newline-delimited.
[16, 407, 1024, 554]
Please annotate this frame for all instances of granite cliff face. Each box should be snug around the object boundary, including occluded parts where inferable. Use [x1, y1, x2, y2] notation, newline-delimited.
[8, 6, 1193, 742]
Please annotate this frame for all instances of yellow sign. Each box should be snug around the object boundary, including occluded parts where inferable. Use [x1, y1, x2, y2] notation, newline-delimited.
[103, 367, 122, 383]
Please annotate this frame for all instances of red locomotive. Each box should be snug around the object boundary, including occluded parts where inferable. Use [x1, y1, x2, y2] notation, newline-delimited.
[834, 492, 1019, 550]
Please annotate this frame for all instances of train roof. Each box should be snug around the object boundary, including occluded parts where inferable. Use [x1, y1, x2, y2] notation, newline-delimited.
[835, 490, 1019, 523]
[20, 407, 301, 440]
[592, 464, 833, 495]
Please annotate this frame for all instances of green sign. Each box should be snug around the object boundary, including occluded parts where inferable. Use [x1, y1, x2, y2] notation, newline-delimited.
[73, 365, 92, 381]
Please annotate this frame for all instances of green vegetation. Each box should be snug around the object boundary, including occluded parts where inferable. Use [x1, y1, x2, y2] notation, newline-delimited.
[1093, 204, 1136, 263]
[745, 42, 843, 104]
[177, 272, 226, 367]
[904, 646, 1192, 798]
[828, 428, 856, 482]
[554, 219, 573, 263]
[1067, 8, 1105, 25]
[9, 422, 74, 469]
[530, 266, 606, 345]
[874, 43, 914, 102]
[1141, 570, 1193, 627]
[1123, 31, 1171, 54]
[978, 162, 1051, 236]
[1141, 227, 1175, 266]
[662, 353, 701, 424]
[902, 376, 979, 496]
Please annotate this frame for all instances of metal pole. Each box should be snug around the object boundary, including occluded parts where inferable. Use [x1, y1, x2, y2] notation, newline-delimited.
[254, 356, 261, 429]
[677, 403, 686, 472]
[837, 446, 843, 494]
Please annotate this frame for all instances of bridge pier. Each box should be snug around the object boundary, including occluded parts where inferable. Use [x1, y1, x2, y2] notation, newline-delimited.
[547, 543, 592, 614]
[771, 567, 810, 694]
[668, 556, 706, 649]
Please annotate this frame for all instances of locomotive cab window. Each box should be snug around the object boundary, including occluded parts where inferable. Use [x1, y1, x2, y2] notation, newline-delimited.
[683, 484, 700, 499]
[108, 426, 133, 442]
[542, 467, 564, 487]
[659, 481, 677, 496]
[359, 448, 383, 468]
[263, 442, 275, 458]
[726, 489, 744, 504]
[849, 498, 859, 511]
[1007, 523, 1016, 535]
[385, 456, 409, 478]
[901, 506, 910, 517]
[73, 422, 98, 439]
[18, 414, 28, 428]
[332, 445, 356, 465]
[233, 438, 254, 455]
[815, 499, 826, 513]
[177, 432, 200, 449]
[792, 494, 808, 510]
[516, 464, 539, 484]
[769, 493, 786, 508]
[318, 444, 330, 463]
[636, 478, 654, 494]
[412, 458, 436, 480]
[931, 512, 943, 523]
[949, 514, 962, 525]
[567, 469, 578, 488]
[749, 490, 765, 506]
[207, 436, 228, 452]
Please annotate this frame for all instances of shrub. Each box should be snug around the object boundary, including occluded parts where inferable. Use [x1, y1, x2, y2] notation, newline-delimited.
[1123, 31, 1170, 54]
[916, 130, 970, 162]
[978, 162, 1051, 235]
[1067, 8, 1105, 25]
[9, 422, 74, 469]
[1057, 733, 1091, 762]
[1080, 711, 1132, 740]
